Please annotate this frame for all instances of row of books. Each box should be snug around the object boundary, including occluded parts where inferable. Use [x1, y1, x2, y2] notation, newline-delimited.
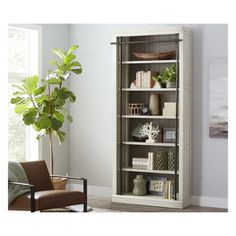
[135, 71, 152, 89]
[132, 152, 154, 170]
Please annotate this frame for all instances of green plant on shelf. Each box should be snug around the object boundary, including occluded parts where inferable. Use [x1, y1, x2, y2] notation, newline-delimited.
[152, 64, 176, 88]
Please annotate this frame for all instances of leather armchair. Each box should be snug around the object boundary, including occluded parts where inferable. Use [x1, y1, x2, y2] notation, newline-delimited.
[8, 160, 87, 212]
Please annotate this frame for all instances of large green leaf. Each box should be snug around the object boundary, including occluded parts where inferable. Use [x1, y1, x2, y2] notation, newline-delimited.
[51, 48, 65, 59]
[14, 104, 29, 114]
[53, 111, 64, 123]
[57, 88, 70, 100]
[23, 109, 37, 125]
[67, 91, 76, 103]
[63, 54, 76, 64]
[47, 78, 62, 85]
[34, 85, 46, 96]
[35, 94, 49, 105]
[35, 116, 52, 130]
[10, 97, 24, 104]
[55, 97, 66, 106]
[53, 130, 66, 144]
[51, 118, 63, 131]
[23, 75, 39, 94]
[12, 91, 25, 96]
[68, 45, 79, 55]
[71, 68, 82, 74]
[70, 61, 81, 67]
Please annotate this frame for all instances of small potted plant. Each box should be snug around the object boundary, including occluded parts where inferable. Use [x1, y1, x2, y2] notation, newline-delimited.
[152, 73, 166, 88]
[163, 64, 176, 88]
[152, 64, 176, 89]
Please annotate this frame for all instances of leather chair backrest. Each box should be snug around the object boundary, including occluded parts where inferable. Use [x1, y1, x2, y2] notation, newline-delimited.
[20, 160, 54, 191]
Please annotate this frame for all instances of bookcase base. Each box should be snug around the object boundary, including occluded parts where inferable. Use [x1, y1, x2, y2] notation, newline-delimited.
[112, 194, 190, 209]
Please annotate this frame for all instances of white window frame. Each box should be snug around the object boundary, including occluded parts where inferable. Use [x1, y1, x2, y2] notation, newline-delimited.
[8, 24, 42, 161]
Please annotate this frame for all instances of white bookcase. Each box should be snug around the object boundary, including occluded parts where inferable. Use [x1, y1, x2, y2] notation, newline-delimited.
[112, 26, 191, 209]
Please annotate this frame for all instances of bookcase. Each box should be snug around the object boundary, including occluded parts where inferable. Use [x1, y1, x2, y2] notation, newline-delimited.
[111, 26, 191, 209]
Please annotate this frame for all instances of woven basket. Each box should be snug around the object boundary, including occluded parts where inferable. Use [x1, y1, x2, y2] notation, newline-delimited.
[128, 103, 144, 115]
[132, 50, 176, 60]
[52, 177, 67, 190]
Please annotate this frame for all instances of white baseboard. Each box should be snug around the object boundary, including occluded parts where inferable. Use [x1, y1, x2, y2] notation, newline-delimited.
[69, 184, 227, 209]
[190, 195, 228, 209]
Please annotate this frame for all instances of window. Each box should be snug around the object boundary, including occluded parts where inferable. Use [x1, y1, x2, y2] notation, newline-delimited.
[8, 25, 42, 162]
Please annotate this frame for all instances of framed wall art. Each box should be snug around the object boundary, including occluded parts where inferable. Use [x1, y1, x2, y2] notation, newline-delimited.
[163, 128, 176, 143]
[209, 58, 228, 138]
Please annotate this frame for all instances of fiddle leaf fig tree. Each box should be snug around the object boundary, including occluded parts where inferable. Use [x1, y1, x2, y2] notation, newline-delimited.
[10, 45, 82, 175]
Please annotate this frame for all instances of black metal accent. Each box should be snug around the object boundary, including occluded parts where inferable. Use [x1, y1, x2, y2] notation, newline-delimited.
[51, 175, 88, 212]
[30, 185, 35, 212]
[174, 35, 180, 201]
[111, 38, 182, 45]
[83, 179, 87, 212]
[119, 37, 123, 195]
[9, 181, 36, 212]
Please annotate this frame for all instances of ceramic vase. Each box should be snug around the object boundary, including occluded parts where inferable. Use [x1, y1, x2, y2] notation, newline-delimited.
[149, 94, 160, 115]
[132, 175, 147, 196]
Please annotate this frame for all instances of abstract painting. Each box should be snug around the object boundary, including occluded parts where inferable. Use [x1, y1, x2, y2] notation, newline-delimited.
[209, 58, 228, 138]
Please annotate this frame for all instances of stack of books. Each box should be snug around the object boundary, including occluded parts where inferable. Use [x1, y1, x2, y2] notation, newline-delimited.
[135, 71, 152, 88]
[162, 102, 176, 117]
[132, 152, 154, 170]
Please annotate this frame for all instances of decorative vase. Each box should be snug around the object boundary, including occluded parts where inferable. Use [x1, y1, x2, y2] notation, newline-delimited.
[168, 148, 178, 171]
[149, 94, 160, 115]
[132, 175, 147, 196]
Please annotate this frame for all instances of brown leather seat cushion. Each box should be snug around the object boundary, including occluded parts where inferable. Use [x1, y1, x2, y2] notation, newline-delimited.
[9, 190, 86, 211]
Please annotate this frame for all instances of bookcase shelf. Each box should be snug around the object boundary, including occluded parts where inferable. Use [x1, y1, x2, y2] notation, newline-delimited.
[122, 141, 176, 147]
[121, 88, 177, 92]
[122, 167, 179, 175]
[112, 26, 191, 209]
[122, 59, 177, 64]
[122, 115, 176, 119]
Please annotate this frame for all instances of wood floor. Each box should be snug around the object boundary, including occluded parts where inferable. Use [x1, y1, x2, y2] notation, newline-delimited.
[88, 197, 227, 212]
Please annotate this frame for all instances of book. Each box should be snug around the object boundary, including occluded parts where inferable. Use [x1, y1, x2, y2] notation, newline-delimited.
[136, 71, 142, 88]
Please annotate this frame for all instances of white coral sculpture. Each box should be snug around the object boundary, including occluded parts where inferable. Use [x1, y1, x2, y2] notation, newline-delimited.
[140, 122, 160, 143]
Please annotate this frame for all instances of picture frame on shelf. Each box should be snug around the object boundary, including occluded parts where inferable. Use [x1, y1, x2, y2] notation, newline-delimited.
[163, 127, 176, 143]
[147, 176, 167, 196]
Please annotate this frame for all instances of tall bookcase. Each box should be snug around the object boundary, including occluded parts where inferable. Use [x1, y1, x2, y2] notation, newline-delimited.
[111, 26, 191, 209]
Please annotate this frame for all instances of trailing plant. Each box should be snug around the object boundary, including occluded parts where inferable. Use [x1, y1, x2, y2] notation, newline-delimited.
[10, 45, 82, 175]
